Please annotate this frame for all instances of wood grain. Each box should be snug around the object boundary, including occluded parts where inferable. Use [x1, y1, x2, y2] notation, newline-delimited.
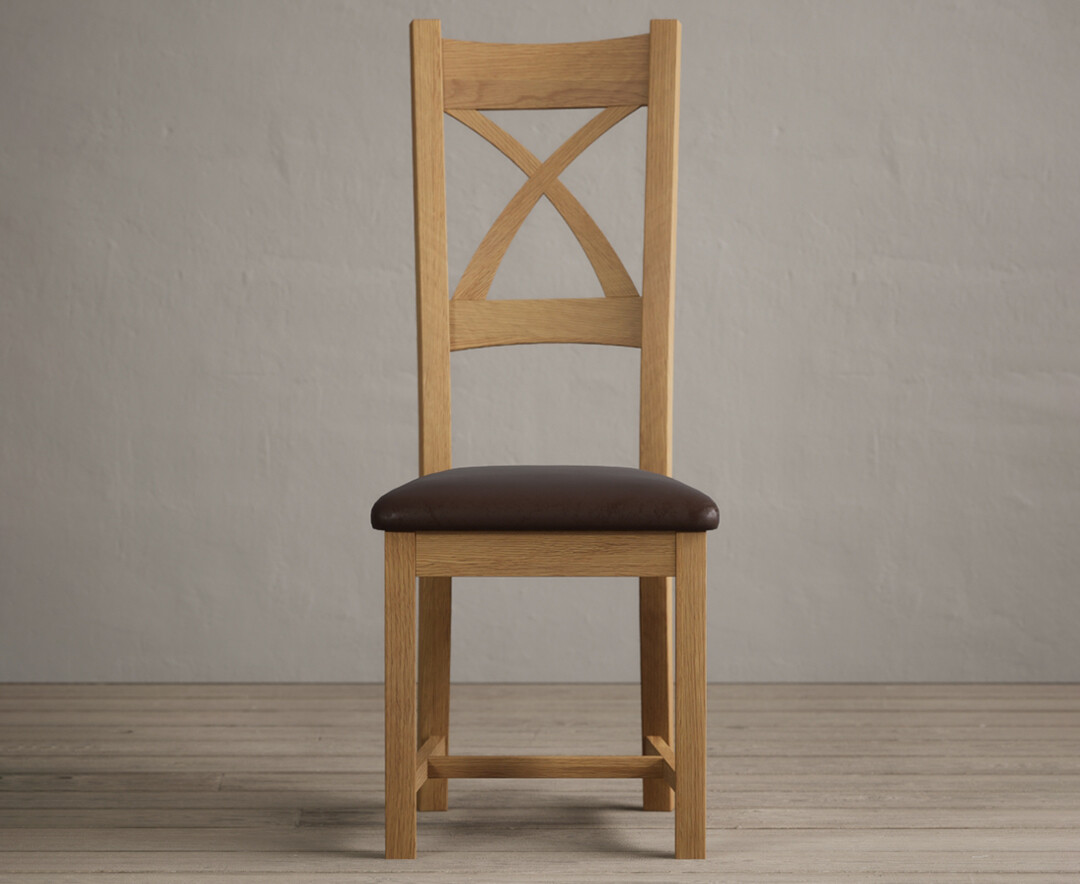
[411, 19, 452, 475]
[415, 531, 676, 577]
[646, 734, 677, 790]
[414, 735, 445, 793]
[640, 575, 674, 810]
[675, 530, 706, 859]
[416, 576, 451, 810]
[638, 20, 681, 476]
[442, 34, 650, 110]
[428, 755, 666, 779]
[449, 297, 642, 350]
[383, 531, 416, 859]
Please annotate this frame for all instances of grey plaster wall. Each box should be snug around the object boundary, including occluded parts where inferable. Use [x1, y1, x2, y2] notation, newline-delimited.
[2, 0, 1078, 682]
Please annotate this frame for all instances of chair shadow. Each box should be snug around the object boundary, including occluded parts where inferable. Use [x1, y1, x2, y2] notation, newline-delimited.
[13, 767, 671, 860]
[297, 793, 672, 858]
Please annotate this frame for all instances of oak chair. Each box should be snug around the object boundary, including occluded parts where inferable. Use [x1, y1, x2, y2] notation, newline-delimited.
[370, 19, 718, 859]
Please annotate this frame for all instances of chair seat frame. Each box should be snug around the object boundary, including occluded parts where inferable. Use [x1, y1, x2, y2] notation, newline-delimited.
[385, 530, 706, 859]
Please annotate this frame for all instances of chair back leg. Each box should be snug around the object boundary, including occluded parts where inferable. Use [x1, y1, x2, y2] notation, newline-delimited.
[639, 575, 675, 811]
[417, 575, 452, 811]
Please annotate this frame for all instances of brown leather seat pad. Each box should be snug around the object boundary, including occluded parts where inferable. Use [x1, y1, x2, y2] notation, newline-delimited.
[371, 465, 719, 532]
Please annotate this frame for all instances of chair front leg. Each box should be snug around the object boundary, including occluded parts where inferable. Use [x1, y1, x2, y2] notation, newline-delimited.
[675, 532, 707, 859]
[385, 532, 417, 859]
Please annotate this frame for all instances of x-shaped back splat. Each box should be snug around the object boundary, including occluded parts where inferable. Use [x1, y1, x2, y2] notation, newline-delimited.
[448, 105, 642, 301]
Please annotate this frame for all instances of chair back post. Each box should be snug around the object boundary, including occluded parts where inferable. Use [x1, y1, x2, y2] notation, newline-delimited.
[639, 19, 681, 477]
[411, 19, 452, 476]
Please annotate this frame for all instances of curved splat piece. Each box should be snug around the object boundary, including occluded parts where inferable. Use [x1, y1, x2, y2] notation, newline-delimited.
[448, 109, 639, 299]
[452, 105, 639, 301]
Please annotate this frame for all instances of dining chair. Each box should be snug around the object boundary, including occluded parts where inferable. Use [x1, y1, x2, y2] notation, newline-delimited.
[371, 18, 718, 859]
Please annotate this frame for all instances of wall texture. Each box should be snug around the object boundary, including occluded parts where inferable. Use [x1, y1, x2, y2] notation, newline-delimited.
[2, 0, 1078, 682]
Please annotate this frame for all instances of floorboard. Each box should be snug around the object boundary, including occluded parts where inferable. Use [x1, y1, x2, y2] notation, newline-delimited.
[0, 683, 1078, 880]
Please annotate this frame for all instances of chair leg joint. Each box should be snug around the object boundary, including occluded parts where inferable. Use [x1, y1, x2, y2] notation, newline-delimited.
[645, 735, 676, 790]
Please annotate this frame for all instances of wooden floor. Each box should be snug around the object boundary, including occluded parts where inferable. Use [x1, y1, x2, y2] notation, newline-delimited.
[0, 684, 1078, 882]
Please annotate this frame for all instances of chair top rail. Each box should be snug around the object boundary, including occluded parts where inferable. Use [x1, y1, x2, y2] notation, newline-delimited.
[442, 33, 650, 110]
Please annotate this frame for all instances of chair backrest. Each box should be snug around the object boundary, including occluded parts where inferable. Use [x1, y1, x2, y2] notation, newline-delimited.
[410, 19, 681, 477]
